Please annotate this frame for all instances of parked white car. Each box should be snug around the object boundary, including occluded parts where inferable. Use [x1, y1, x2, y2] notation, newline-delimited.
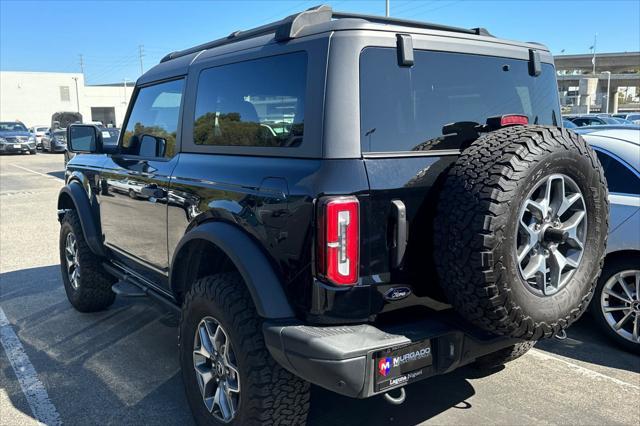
[29, 125, 49, 149]
[577, 127, 640, 353]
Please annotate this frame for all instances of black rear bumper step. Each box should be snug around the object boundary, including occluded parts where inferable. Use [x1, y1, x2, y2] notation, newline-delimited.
[264, 313, 520, 399]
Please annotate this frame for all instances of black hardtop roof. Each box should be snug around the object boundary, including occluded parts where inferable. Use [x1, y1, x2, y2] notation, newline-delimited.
[139, 4, 549, 85]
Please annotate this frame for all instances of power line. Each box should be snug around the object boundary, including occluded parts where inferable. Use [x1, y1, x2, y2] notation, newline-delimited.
[138, 45, 145, 75]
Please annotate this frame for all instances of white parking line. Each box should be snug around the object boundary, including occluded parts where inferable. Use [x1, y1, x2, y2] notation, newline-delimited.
[0, 308, 62, 426]
[9, 164, 63, 181]
[530, 349, 640, 391]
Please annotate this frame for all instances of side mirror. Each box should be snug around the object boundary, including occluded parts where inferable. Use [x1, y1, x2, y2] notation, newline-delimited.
[139, 134, 166, 157]
[67, 124, 102, 153]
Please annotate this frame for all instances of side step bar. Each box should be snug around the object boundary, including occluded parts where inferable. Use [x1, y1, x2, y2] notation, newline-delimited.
[103, 262, 180, 314]
[112, 281, 147, 297]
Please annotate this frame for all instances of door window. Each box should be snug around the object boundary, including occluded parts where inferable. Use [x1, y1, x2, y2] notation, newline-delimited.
[595, 150, 640, 195]
[193, 52, 307, 148]
[122, 78, 184, 158]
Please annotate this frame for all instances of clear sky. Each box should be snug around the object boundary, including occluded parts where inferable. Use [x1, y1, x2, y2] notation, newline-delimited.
[1, 0, 638, 84]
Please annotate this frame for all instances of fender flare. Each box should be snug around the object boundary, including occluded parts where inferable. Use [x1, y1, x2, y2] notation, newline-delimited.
[171, 221, 295, 319]
[57, 182, 106, 257]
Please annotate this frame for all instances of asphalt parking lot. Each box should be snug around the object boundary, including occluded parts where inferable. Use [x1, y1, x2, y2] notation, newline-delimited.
[1, 152, 639, 426]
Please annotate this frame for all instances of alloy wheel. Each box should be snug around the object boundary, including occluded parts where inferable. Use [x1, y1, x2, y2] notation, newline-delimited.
[601, 270, 640, 344]
[193, 316, 240, 423]
[516, 174, 587, 296]
[64, 232, 80, 290]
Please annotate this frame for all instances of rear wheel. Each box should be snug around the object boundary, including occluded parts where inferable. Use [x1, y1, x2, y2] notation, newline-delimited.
[59, 210, 116, 312]
[180, 273, 310, 425]
[434, 126, 608, 340]
[591, 257, 640, 353]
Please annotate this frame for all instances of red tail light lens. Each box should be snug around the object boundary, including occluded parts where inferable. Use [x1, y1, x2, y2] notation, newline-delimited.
[317, 196, 359, 285]
[500, 114, 529, 126]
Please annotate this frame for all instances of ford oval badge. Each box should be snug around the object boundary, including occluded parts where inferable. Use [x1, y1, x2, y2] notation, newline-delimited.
[384, 287, 412, 301]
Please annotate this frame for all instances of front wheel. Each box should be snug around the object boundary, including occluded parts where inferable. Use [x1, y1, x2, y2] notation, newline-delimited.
[180, 273, 310, 425]
[590, 257, 640, 354]
[59, 210, 116, 312]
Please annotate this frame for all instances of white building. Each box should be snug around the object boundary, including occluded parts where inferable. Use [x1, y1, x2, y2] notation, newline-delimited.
[0, 71, 134, 128]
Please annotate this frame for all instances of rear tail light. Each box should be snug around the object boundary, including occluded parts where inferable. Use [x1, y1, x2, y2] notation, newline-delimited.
[500, 115, 529, 126]
[486, 114, 529, 128]
[317, 196, 359, 285]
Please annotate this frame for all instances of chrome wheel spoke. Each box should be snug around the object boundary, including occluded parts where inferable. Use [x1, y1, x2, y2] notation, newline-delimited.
[522, 254, 547, 293]
[560, 210, 586, 249]
[557, 192, 582, 217]
[614, 311, 634, 330]
[617, 276, 635, 301]
[524, 199, 546, 222]
[603, 288, 632, 303]
[603, 306, 629, 313]
[212, 324, 227, 357]
[213, 382, 233, 421]
[633, 317, 639, 342]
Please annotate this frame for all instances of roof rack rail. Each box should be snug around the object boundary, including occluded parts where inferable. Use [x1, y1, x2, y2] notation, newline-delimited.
[160, 4, 492, 64]
[160, 4, 332, 63]
[332, 11, 492, 37]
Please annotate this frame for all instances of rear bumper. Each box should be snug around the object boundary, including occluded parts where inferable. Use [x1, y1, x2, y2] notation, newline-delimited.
[264, 312, 520, 398]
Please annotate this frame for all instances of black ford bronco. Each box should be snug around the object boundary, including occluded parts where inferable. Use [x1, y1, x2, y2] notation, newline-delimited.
[59, 5, 608, 425]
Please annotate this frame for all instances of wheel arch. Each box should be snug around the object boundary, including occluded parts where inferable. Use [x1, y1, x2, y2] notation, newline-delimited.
[57, 181, 106, 257]
[170, 221, 295, 319]
[603, 249, 640, 268]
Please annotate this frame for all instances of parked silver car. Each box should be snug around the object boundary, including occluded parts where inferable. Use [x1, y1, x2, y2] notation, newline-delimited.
[577, 127, 640, 353]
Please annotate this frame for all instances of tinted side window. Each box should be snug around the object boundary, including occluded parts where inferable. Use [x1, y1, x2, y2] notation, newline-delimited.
[194, 52, 307, 148]
[360, 48, 561, 153]
[122, 79, 184, 158]
[596, 150, 640, 195]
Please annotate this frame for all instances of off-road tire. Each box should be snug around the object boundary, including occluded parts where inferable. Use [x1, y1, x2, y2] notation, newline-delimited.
[474, 341, 536, 370]
[180, 273, 310, 425]
[590, 256, 640, 354]
[434, 125, 608, 340]
[59, 210, 116, 312]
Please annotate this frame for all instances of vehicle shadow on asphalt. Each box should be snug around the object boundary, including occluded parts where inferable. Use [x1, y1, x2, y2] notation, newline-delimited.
[47, 171, 65, 180]
[535, 316, 640, 374]
[308, 368, 480, 425]
[0, 265, 195, 426]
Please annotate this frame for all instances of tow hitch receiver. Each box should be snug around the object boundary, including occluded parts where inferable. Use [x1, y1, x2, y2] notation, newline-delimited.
[374, 339, 433, 393]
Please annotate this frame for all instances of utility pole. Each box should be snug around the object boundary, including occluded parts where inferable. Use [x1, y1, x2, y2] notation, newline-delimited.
[385, 0, 390, 16]
[591, 33, 597, 74]
[79, 54, 84, 75]
[138, 45, 145, 75]
[72, 77, 80, 113]
[602, 71, 611, 114]
[123, 78, 128, 105]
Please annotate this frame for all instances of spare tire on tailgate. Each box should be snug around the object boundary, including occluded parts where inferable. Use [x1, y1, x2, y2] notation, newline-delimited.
[434, 125, 608, 340]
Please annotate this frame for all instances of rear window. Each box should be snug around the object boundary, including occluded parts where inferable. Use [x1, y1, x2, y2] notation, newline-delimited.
[360, 48, 560, 153]
[194, 52, 307, 148]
